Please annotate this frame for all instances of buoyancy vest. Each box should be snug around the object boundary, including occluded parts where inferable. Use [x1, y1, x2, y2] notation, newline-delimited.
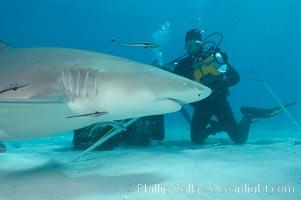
[193, 54, 223, 83]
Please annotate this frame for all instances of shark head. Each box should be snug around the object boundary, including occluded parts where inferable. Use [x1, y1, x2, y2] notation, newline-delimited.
[65, 59, 211, 120]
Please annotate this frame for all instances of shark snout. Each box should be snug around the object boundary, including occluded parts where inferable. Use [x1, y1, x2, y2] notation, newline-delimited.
[153, 83, 211, 115]
[157, 83, 211, 109]
[176, 82, 212, 104]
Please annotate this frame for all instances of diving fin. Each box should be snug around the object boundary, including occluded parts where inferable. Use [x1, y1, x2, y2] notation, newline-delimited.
[240, 102, 296, 119]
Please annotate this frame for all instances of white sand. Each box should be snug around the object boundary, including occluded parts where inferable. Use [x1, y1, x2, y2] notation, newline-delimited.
[0, 127, 300, 200]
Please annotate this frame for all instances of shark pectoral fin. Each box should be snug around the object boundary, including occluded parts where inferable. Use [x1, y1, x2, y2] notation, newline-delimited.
[66, 111, 108, 119]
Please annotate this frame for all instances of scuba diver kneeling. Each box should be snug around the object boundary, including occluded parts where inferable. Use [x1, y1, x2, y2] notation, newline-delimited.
[172, 28, 294, 144]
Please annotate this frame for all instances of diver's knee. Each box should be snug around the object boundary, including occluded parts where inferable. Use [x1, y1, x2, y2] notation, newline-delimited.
[190, 131, 207, 144]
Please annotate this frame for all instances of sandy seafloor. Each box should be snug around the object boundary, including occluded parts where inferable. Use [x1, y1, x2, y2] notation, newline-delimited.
[0, 123, 301, 200]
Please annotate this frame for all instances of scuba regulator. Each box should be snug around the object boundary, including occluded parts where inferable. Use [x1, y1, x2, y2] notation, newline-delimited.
[201, 32, 229, 74]
[192, 32, 229, 83]
[162, 31, 228, 74]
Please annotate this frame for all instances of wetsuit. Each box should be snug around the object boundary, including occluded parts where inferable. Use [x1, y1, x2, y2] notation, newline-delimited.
[173, 50, 252, 144]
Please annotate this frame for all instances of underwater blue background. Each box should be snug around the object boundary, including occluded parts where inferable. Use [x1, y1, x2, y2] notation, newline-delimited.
[1, 0, 300, 132]
[1, 2, 301, 199]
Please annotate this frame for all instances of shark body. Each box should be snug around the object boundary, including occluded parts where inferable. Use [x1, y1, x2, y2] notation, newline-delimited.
[0, 46, 211, 140]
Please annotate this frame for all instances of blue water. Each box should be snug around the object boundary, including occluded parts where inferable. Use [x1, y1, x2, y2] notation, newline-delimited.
[1, 1, 301, 199]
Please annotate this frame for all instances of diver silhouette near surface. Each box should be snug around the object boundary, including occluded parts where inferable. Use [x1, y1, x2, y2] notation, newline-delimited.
[173, 29, 294, 144]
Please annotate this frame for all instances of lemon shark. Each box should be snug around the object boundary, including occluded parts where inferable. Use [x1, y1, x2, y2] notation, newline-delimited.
[0, 42, 211, 140]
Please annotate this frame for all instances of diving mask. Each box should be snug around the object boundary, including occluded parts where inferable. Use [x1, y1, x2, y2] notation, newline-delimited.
[185, 39, 202, 54]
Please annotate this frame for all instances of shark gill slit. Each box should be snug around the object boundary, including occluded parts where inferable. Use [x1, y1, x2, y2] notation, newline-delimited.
[94, 75, 98, 96]
[76, 69, 80, 97]
[61, 69, 68, 91]
[84, 69, 90, 97]
[68, 69, 73, 95]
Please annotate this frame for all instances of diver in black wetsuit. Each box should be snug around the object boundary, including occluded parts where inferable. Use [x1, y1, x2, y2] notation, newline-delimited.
[173, 29, 289, 144]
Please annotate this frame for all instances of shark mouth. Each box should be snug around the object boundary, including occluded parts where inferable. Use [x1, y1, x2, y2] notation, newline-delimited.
[166, 98, 186, 105]
[156, 98, 186, 106]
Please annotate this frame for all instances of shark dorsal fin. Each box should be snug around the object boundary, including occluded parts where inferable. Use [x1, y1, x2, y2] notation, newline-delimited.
[0, 39, 10, 52]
